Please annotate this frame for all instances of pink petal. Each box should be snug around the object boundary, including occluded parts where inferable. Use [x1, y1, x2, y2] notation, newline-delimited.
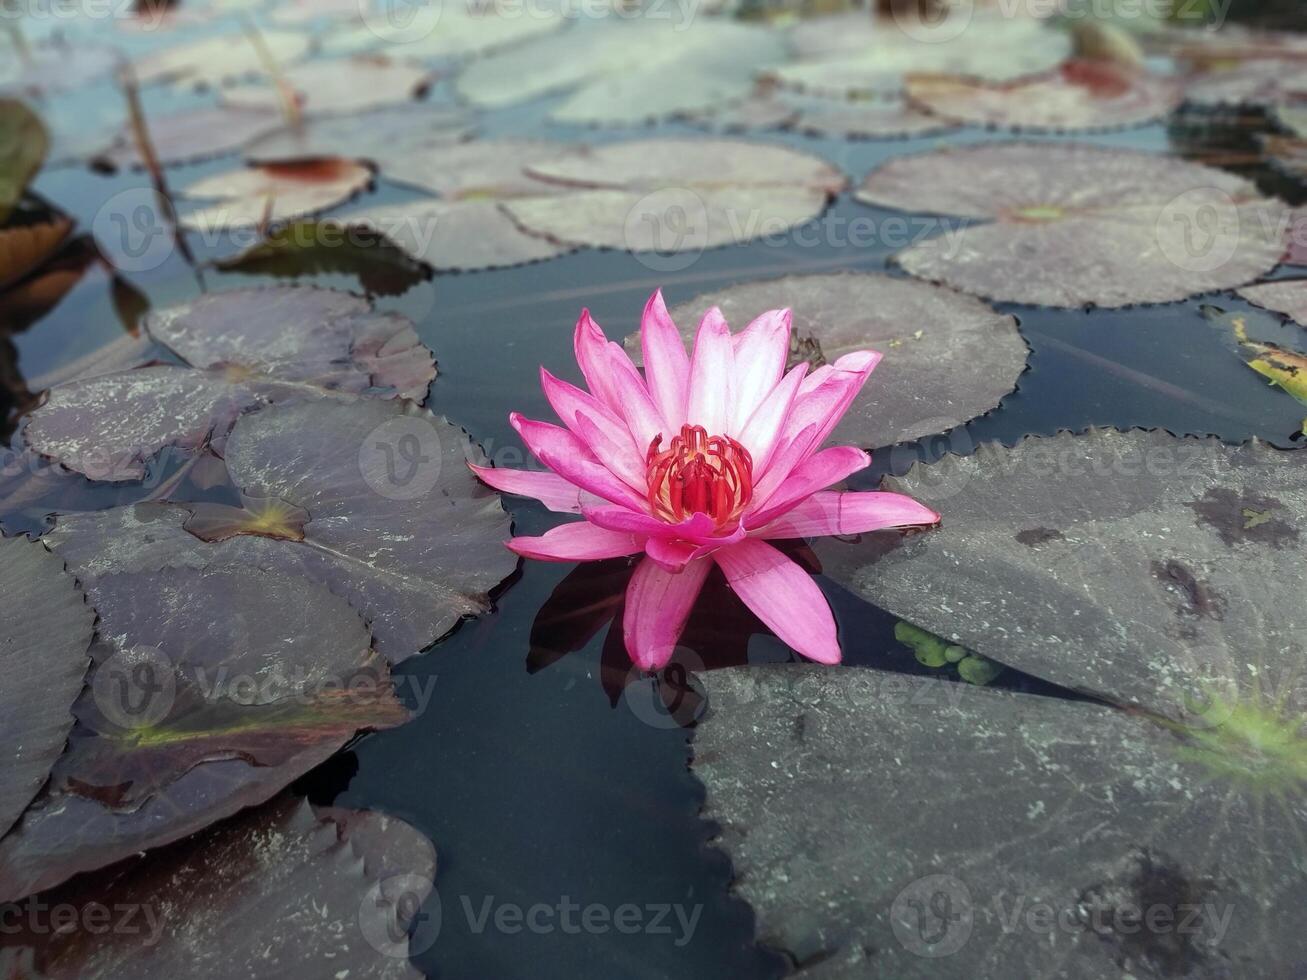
[736, 361, 809, 474]
[778, 350, 882, 462]
[644, 536, 699, 572]
[604, 346, 671, 451]
[747, 446, 871, 529]
[714, 539, 840, 664]
[507, 521, 643, 562]
[511, 413, 648, 513]
[583, 504, 743, 547]
[748, 421, 819, 507]
[685, 307, 734, 436]
[731, 308, 791, 433]
[574, 309, 623, 413]
[754, 490, 940, 539]
[622, 555, 712, 670]
[468, 462, 586, 514]
[540, 367, 645, 490]
[640, 290, 690, 431]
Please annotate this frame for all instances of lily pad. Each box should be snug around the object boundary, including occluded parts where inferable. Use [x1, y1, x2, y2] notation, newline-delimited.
[456, 18, 788, 124]
[24, 286, 434, 480]
[904, 61, 1183, 132]
[816, 429, 1307, 726]
[45, 398, 515, 662]
[0, 797, 433, 977]
[693, 665, 1307, 977]
[245, 102, 472, 163]
[323, 0, 564, 61]
[1239, 279, 1307, 326]
[93, 105, 286, 170]
[0, 44, 121, 97]
[0, 536, 94, 840]
[339, 138, 577, 270]
[132, 30, 312, 87]
[505, 138, 846, 253]
[778, 12, 1071, 98]
[222, 55, 434, 116]
[856, 142, 1289, 308]
[699, 92, 949, 139]
[658, 273, 1026, 449]
[179, 158, 373, 231]
[0, 100, 48, 223]
[1183, 57, 1307, 107]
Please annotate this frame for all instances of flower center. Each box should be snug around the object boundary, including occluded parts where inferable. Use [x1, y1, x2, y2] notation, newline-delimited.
[646, 424, 753, 528]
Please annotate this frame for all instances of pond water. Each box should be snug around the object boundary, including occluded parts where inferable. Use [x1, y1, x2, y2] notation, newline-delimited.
[3, 15, 1306, 979]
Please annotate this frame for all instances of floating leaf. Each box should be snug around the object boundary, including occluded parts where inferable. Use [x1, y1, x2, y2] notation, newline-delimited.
[0, 101, 48, 223]
[657, 273, 1026, 448]
[93, 105, 285, 170]
[457, 18, 788, 124]
[223, 55, 434, 116]
[339, 138, 577, 271]
[904, 61, 1182, 132]
[0, 536, 94, 840]
[815, 429, 1307, 726]
[699, 91, 950, 139]
[0, 218, 72, 291]
[245, 102, 471, 163]
[212, 219, 429, 295]
[506, 138, 845, 253]
[0, 797, 433, 977]
[778, 11, 1071, 97]
[323, 0, 564, 61]
[0, 44, 120, 97]
[856, 142, 1289, 307]
[46, 398, 515, 662]
[132, 30, 312, 87]
[180, 158, 373, 231]
[1183, 57, 1307, 107]
[1212, 300, 1307, 408]
[694, 665, 1307, 977]
[1239, 279, 1307, 327]
[24, 286, 433, 480]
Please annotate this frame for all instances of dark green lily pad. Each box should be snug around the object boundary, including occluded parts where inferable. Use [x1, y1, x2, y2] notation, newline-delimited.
[23, 286, 434, 480]
[0, 797, 433, 978]
[0, 536, 94, 840]
[815, 429, 1307, 725]
[693, 665, 1307, 978]
[46, 399, 515, 663]
[856, 142, 1289, 308]
[656, 273, 1026, 449]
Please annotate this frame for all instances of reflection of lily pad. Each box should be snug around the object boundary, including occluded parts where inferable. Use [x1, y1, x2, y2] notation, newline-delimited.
[779, 12, 1071, 97]
[506, 138, 845, 253]
[457, 18, 788, 123]
[0, 797, 433, 977]
[815, 429, 1307, 725]
[0, 536, 94, 840]
[46, 399, 515, 662]
[856, 142, 1288, 307]
[694, 665, 1307, 978]
[180, 158, 373, 231]
[658, 273, 1026, 448]
[904, 61, 1182, 132]
[24, 286, 433, 480]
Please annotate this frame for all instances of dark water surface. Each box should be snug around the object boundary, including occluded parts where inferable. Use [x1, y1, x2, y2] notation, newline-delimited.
[6, 64, 1306, 978]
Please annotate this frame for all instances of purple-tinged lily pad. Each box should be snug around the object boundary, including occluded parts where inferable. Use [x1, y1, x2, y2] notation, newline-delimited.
[506, 138, 846, 253]
[1239, 279, 1307, 327]
[694, 665, 1307, 978]
[45, 398, 515, 663]
[245, 103, 472, 164]
[132, 30, 311, 88]
[816, 429, 1307, 725]
[0, 536, 94, 840]
[658, 273, 1026, 449]
[23, 286, 433, 480]
[180, 158, 373, 231]
[856, 142, 1289, 308]
[905, 60, 1182, 132]
[0, 797, 433, 977]
[698, 91, 950, 139]
[222, 55, 434, 116]
[93, 105, 286, 170]
[456, 18, 788, 124]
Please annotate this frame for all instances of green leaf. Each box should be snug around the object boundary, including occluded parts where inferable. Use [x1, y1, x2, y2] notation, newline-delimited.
[894, 621, 951, 668]
[0, 101, 48, 224]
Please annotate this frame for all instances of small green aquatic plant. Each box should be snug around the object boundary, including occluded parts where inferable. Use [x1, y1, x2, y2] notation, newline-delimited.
[894, 621, 1003, 686]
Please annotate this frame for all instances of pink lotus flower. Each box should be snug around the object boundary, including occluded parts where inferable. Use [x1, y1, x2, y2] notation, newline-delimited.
[471, 291, 940, 669]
